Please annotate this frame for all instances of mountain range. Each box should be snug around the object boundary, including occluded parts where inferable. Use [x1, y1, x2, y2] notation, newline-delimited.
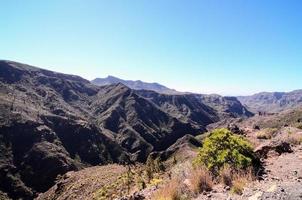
[91, 76, 181, 94]
[0, 60, 252, 199]
[93, 75, 302, 113]
[237, 90, 302, 113]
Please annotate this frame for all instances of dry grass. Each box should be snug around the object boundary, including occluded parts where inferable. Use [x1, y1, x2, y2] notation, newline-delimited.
[231, 177, 248, 195]
[256, 128, 278, 139]
[188, 167, 213, 194]
[230, 168, 254, 195]
[285, 133, 302, 145]
[220, 165, 233, 186]
[152, 178, 181, 200]
[218, 166, 254, 195]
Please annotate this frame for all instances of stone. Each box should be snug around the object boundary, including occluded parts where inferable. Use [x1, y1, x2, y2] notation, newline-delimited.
[225, 186, 230, 191]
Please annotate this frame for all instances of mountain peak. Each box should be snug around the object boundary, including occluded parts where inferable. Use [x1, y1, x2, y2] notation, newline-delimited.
[106, 75, 120, 80]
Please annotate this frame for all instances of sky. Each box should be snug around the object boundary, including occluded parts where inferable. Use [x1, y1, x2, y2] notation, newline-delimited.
[1, 0, 302, 95]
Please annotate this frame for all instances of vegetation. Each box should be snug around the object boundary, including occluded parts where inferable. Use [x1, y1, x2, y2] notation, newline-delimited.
[220, 165, 233, 186]
[152, 178, 182, 200]
[93, 171, 135, 200]
[194, 129, 255, 174]
[230, 177, 248, 195]
[230, 169, 254, 195]
[135, 173, 146, 190]
[188, 167, 213, 194]
[256, 128, 278, 139]
[145, 156, 165, 181]
[219, 166, 254, 195]
[285, 133, 302, 145]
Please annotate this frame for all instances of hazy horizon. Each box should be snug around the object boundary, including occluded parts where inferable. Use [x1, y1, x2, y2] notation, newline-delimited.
[1, 0, 302, 96]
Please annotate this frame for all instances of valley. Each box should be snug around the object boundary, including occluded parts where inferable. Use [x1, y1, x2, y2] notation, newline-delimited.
[1, 61, 302, 200]
[0, 60, 252, 199]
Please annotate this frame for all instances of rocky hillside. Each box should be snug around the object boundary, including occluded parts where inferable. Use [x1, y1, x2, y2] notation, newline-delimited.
[91, 75, 180, 94]
[237, 90, 302, 113]
[137, 90, 253, 129]
[0, 60, 251, 199]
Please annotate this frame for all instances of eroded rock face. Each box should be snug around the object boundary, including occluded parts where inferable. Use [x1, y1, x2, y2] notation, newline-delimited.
[0, 60, 252, 199]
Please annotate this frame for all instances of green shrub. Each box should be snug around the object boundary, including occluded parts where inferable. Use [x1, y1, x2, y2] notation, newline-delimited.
[194, 129, 255, 174]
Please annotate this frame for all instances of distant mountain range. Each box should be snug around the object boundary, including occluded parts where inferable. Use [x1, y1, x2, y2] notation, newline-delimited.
[91, 76, 181, 94]
[0, 60, 251, 199]
[92, 76, 302, 114]
[237, 90, 302, 113]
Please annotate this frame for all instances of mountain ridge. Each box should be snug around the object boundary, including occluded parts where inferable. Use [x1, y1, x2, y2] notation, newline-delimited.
[237, 90, 302, 113]
[91, 75, 181, 94]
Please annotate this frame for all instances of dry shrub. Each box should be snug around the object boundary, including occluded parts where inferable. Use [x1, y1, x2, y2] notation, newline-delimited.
[188, 167, 213, 194]
[220, 165, 232, 186]
[285, 134, 302, 145]
[152, 178, 181, 200]
[256, 128, 278, 139]
[230, 168, 254, 195]
[219, 166, 254, 195]
[231, 177, 248, 195]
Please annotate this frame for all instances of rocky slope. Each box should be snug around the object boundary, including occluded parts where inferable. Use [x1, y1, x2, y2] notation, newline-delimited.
[137, 91, 253, 129]
[237, 90, 302, 113]
[91, 75, 180, 94]
[0, 60, 251, 199]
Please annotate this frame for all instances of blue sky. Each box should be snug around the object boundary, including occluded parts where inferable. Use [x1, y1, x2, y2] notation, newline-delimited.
[1, 0, 302, 95]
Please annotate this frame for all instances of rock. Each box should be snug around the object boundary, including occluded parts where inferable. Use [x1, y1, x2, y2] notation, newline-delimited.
[272, 177, 280, 181]
[224, 186, 230, 191]
[248, 191, 263, 200]
[267, 184, 277, 192]
[293, 170, 298, 176]
[227, 123, 244, 135]
[255, 141, 293, 158]
[275, 142, 293, 154]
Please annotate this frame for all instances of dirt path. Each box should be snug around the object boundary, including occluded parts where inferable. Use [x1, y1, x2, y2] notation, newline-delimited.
[241, 145, 302, 200]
